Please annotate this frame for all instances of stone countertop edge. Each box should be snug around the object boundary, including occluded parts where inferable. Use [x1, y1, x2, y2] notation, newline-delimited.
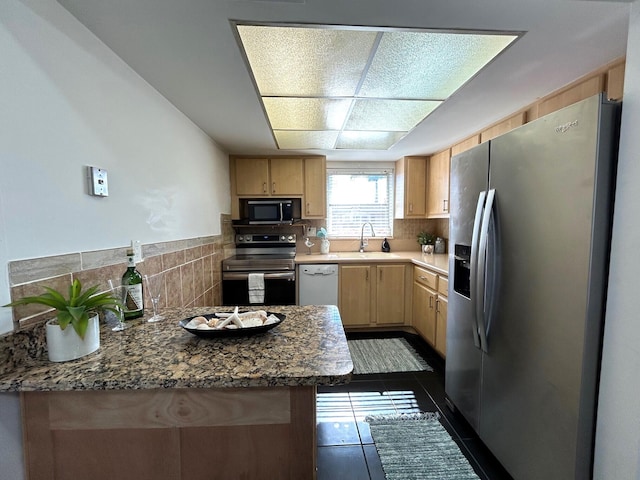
[295, 251, 449, 276]
[0, 305, 353, 393]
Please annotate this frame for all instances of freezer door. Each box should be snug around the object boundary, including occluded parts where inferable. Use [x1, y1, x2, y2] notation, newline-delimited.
[478, 94, 619, 480]
[445, 141, 489, 430]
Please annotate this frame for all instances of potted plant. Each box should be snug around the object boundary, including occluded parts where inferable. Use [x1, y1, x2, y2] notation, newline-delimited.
[4, 279, 122, 362]
[417, 231, 436, 254]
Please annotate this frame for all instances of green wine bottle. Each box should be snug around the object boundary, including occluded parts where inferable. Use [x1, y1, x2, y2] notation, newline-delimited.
[122, 248, 143, 319]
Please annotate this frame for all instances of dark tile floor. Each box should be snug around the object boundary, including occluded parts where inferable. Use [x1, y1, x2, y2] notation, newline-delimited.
[316, 332, 513, 480]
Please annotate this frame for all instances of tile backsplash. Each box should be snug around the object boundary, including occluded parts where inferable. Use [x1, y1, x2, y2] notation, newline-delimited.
[297, 218, 448, 254]
[4, 215, 235, 334]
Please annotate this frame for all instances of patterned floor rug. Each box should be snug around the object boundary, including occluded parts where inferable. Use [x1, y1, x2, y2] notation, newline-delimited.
[347, 337, 433, 374]
[366, 413, 480, 480]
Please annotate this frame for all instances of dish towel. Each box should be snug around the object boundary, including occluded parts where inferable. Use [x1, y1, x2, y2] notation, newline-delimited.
[248, 273, 265, 304]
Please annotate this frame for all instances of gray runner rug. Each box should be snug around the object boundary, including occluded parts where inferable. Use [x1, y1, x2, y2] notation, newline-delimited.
[366, 413, 480, 480]
[347, 337, 433, 374]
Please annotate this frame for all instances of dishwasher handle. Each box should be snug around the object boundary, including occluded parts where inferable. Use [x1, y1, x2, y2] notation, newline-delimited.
[301, 265, 338, 276]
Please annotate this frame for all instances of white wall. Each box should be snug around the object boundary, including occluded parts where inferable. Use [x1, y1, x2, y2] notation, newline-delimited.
[0, 2, 230, 475]
[0, 0, 231, 335]
[594, 2, 640, 479]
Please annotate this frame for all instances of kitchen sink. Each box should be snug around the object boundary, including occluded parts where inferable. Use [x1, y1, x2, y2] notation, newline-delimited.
[329, 252, 401, 259]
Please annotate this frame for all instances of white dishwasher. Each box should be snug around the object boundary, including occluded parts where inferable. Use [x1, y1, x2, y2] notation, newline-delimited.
[298, 264, 339, 306]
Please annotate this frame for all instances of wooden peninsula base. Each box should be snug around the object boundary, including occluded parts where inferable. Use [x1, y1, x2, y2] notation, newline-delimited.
[22, 386, 317, 480]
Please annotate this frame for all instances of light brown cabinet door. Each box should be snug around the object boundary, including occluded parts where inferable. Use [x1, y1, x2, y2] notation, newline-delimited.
[412, 282, 436, 344]
[435, 295, 448, 357]
[339, 265, 372, 326]
[405, 156, 427, 217]
[234, 158, 270, 195]
[303, 157, 326, 218]
[270, 158, 304, 195]
[427, 149, 450, 218]
[376, 264, 406, 324]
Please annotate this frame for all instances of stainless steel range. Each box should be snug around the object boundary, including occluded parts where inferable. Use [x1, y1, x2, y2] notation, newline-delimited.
[222, 233, 297, 306]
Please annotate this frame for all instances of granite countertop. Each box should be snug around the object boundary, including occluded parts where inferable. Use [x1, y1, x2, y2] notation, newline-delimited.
[295, 251, 449, 276]
[0, 305, 353, 392]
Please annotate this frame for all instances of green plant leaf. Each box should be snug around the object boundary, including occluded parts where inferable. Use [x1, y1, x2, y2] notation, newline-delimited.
[75, 284, 101, 307]
[4, 279, 122, 338]
[56, 310, 73, 330]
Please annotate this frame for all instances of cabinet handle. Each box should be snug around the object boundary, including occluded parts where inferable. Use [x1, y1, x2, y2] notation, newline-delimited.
[419, 275, 428, 281]
[366, 270, 369, 281]
[443, 199, 448, 212]
[306, 202, 310, 215]
[429, 296, 433, 308]
[272, 182, 276, 193]
[263, 182, 267, 193]
[409, 202, 413, 213]
[436, 299, 440, 313]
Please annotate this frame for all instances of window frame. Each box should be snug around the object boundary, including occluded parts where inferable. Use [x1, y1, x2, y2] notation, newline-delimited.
[325, 162, 395, 239]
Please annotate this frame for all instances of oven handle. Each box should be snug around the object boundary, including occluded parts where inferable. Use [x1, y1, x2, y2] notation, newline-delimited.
[222, 272, 296, 281]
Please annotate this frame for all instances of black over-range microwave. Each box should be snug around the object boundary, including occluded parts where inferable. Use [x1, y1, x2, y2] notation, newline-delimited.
[247, 199, 294, 224]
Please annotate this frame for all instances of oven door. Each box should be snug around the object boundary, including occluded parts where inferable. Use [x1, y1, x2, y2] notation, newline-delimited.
[222, 271, 296, 306]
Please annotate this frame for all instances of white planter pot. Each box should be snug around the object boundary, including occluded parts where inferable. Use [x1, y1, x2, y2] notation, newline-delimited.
[320, 239, 330, 254]
[45, 314, 100, 362]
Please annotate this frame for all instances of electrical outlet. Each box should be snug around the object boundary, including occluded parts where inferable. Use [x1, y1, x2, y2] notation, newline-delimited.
[307, 227, 317, 237]
[131, 240, 143, 263]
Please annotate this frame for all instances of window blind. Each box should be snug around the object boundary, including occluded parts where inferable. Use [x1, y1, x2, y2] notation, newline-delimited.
[326, 167, 394, 237]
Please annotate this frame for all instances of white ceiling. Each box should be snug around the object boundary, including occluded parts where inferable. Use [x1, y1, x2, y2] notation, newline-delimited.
[56, 0, 631, 161]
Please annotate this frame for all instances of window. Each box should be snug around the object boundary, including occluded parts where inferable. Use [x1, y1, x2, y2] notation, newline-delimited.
[326, 165, 394, 237]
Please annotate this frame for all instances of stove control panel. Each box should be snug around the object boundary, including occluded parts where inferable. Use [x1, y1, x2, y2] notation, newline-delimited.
[235, 234, 297, 244]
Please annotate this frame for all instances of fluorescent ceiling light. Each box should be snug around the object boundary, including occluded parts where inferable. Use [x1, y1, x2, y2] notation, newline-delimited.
[236, 24, 518, 150]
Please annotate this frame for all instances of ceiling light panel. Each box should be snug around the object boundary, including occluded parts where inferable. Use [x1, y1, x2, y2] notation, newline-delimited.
[358, 31, 518, 99]
[235, 23, 520, 151]
[345, 99, 442, 131]
[263, 97, 352, 130]
[336, 131, 407, 150]
[274, 130, 340, 149]
[237, 25, 377, 96]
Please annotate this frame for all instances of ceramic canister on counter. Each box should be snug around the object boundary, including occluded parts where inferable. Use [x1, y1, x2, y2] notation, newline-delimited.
[434, 237, 445, 254]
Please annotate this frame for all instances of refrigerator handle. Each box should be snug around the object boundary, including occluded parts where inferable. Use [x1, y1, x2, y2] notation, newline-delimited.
[476, 188, 496, 353]
[469, 191, 487, 349]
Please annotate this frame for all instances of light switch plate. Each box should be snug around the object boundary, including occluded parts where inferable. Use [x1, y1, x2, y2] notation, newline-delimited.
[87, 166, 108, 197]
[307, 227, 317, 237]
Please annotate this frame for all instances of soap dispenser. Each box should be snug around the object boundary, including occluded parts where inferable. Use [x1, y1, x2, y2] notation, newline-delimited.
[381, 238, 391, 252]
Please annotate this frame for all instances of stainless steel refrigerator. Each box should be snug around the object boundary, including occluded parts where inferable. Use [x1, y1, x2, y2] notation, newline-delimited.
[446, 93, 620, 480]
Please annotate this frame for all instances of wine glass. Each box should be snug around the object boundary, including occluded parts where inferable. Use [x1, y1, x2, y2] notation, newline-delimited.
[107, 280, 128, 331]
[144, 273, 165, 322]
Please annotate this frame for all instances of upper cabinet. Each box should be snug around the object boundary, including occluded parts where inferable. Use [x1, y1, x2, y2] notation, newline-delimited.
[426, 149, 451, 218]
[269, 158, 305, 196]
[230, 155, 326, 220]
[395, 156, 427, 219]
[395, 153, 451, 219]
[303, 157, 326, 219]
[233, 157, 303, 196]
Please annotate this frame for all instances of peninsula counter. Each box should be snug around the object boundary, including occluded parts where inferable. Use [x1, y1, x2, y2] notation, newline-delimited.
[0, 305, 352, 480]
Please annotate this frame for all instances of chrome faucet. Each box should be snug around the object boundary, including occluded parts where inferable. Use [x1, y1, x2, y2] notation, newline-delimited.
[359, 222, 376, 252]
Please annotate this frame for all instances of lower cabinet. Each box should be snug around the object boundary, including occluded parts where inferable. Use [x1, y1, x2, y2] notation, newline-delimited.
[338, 265, 372, 327]
[412, 265, 448, 357]
[338, 263, 409, 327]
[412, 281, 437, 342]
[435, 295, 447, 357]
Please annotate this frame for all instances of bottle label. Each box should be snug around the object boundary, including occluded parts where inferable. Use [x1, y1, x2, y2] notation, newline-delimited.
[124, 284, 143, 314]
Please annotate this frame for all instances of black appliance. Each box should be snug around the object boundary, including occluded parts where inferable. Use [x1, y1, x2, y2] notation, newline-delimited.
[247, 199, 294, 224]
[222, 233, 296, 306]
